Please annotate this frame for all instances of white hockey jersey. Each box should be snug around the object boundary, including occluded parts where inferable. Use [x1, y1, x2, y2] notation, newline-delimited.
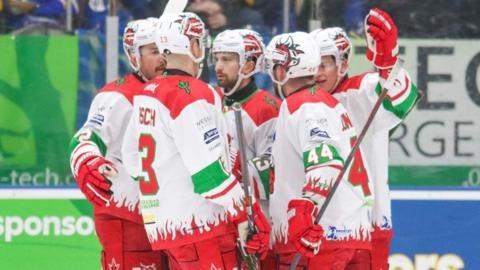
[128, 73, 245, 250]
[69, 73, 144, 223]
[219, 82, 280, 201]
[270, 86, 374, 251]
[332, 69, 418, 235]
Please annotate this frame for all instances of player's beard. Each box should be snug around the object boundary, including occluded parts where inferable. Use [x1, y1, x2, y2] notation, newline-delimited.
[218, 75, 239, 94]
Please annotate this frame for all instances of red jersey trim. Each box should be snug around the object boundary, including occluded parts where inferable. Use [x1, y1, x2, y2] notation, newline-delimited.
[143, 75, 215, 120]
[334, 72, 375, 94]
[388, 76, 410, 102]
[286, 87, 338, 114]
[149, 221, 235, 250]
[242, 90, 281, 127]
[99, 73, 144, 104]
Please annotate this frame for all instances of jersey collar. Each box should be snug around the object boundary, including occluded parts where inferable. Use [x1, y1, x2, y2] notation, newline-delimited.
[224, 79, 258, 106]
[165, 69, 193, 77]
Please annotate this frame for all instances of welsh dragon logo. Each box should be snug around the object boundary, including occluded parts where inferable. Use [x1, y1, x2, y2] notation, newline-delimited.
[274, 35, 305, 68]
[175, 14, 204, 40]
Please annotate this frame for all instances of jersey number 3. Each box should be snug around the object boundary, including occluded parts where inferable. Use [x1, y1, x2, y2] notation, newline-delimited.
[138, 134, 159, 195]
[349, 137, 371, 196]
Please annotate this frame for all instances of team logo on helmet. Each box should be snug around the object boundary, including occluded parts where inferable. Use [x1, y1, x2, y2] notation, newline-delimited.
[123, 28, 135, 47]
[243, 34, 263, 60]
[274, 35, 304, 68]
[329, 30, 351, 59]
[175, 14, 204, 40]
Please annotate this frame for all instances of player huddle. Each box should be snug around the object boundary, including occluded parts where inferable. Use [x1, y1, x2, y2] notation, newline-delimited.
[69, 8, 418, 270]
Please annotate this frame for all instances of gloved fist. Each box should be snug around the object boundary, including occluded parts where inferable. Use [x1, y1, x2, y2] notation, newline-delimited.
[233, 202, 271, 259]
[287, 198, 324, 258]
[73, 153, 117, 207]
[364, 8, 398, 69]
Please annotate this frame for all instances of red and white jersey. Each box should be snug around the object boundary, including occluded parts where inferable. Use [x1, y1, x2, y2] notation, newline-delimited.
[270, 86, 374, 251]
[332, 69, 418, 234]
[69, 73, 144, 223]
[219, 85, 280, 201]
[127, 73, 244, 250]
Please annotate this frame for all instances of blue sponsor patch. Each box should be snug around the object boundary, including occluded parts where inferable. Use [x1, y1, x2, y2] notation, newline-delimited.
[326, 226, 353, 241]
[88, 113, 104, 126]
[310, 127, 330, 139]
[204, 128, 220, 144]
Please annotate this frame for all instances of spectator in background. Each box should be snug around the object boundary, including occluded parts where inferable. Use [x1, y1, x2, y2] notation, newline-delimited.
[188, 0, 264, 36]
[254, 0, 297, 34]
[77, 0, 131, 34]
[120, 0, 167, 20]
[5, 0, 78, 34]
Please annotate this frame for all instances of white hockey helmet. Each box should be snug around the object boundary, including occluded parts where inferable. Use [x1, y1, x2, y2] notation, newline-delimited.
[310, 27, 352, 77]
[155, 12, 207, 64]
[265, 31, 320, 86]
[212, 29, 265, 95]
[123, 18, 158, 71]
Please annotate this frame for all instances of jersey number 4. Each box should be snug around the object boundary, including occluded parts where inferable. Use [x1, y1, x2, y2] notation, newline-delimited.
[138, 134, 159, 195]
[349, 137, 371, 196]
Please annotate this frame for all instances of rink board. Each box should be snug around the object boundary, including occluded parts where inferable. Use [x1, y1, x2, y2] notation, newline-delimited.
[0, 187, 479, 270]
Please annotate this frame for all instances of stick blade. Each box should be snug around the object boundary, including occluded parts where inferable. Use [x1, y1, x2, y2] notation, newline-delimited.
[162, 0, 188, 15]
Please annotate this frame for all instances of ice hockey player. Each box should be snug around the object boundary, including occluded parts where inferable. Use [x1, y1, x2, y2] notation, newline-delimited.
[68, 19, 168, 270]
[127, 12, 271, 269]
[266, 31, 374, 269]
[310, 8, 419, 270]
[211, 28, 280, 269]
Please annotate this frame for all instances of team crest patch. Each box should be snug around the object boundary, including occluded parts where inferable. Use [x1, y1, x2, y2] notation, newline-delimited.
[178, 81, 191, 94]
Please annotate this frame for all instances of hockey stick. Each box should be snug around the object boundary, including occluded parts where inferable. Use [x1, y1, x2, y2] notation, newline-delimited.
[290, 58, 405, 269]
[233, 102, 259, 270]
[162, 0, 188, 15]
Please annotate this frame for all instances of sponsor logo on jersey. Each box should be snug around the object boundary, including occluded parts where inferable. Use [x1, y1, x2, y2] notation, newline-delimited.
[381, 216, 392, 230]
[326, 226, 353, 240]
[145, 83, 159, 93]
[141, 199, 160, 209]
[310, 127, 330, 139]
[143, 214, 156, 225]
[88, 113, 104, 126]
[196, 116, 213, 130]
[204, 128, 220, 144]
[306, 118, 328, 128]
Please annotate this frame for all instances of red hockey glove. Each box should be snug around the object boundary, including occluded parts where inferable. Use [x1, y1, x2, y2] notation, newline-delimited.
[364, 8, 398, 69]
[74, 154, 117, 207]
[287, 198, 324, 258]
[232, 202, 271, 259]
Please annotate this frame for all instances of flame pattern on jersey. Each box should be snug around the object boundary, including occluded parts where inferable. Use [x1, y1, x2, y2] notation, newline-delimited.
[270, 87, 374, 250]
[69, 74, 144, 223]
[333, 69, 418, 231]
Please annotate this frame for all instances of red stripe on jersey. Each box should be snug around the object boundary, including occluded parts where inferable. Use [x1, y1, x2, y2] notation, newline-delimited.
[142, 75, 215, 120]
[286, 87, 338, 114]
[334, 72, 375, 94]
[204, 178, 238, 200]
[388, 76, 410, 102]
[242, 90, 281, 126]
[99, 73, 144, 104]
